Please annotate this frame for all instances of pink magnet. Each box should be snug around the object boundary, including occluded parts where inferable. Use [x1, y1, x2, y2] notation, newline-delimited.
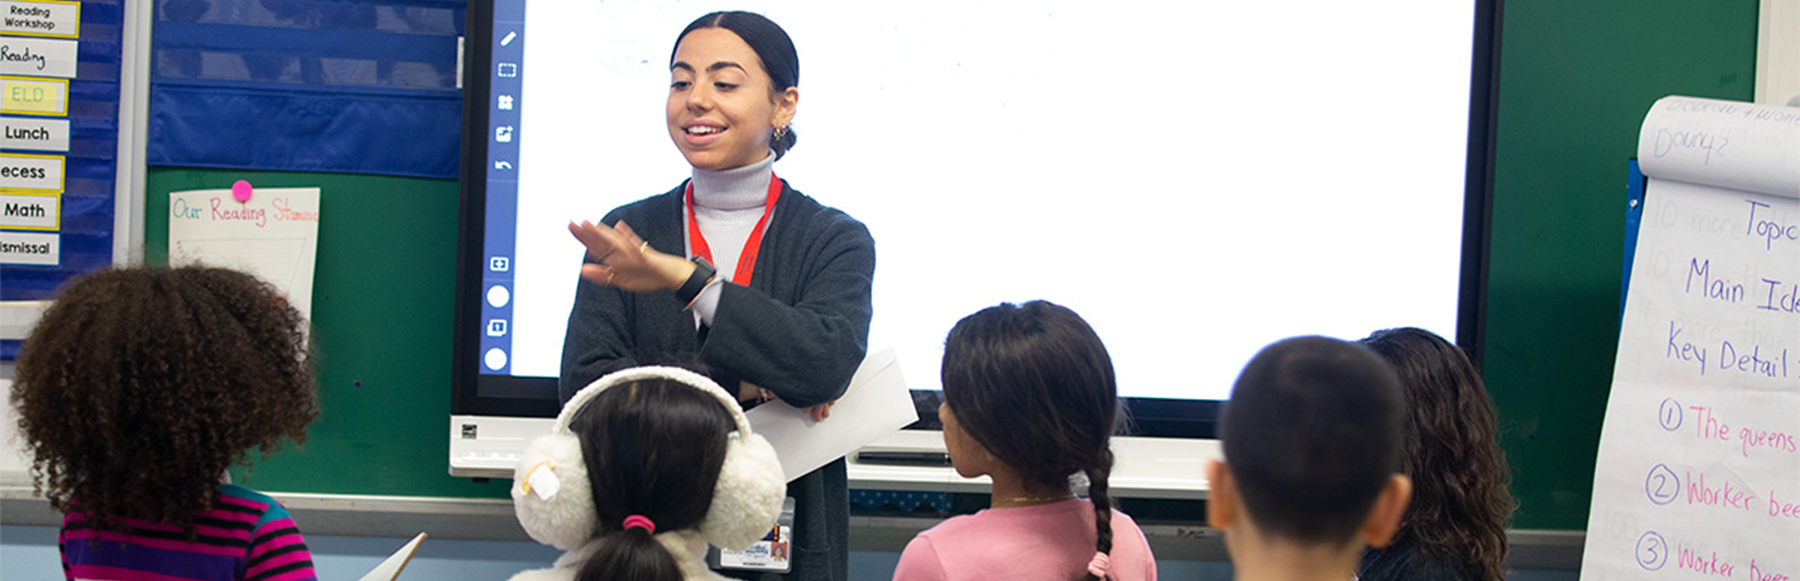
[231, 180, 253, 202]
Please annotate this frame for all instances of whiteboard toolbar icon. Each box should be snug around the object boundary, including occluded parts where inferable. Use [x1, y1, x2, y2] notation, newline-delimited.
[497, 63, 517, 78]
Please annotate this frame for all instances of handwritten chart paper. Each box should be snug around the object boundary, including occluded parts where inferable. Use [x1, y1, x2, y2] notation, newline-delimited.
[1580, 97, 1799, 581]
[168, 187, 321, 320]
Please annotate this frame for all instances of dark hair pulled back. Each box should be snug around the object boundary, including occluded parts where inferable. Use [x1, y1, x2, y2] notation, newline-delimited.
[571, 379, 735, 581]
[674, 11, 801, 159]
[942, 301, 1122, 581]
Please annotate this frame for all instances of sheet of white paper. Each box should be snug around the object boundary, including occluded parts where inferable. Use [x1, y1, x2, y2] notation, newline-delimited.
[1580, 98, 1799, 581]
[356, 532, 427, 581]
[168, 188, 321, 320]
[746, 347, 920, 483]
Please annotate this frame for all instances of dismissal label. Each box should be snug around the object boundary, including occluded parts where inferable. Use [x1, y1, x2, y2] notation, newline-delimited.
[0, 36, 77, 78]
[0, 191, 56, 229]
[0, 76, 66, 115]
[0, 230, 56, 266]
[0, 116, 68, 151]
[0, 0, 79, 39]
[0, 152, 62, 190]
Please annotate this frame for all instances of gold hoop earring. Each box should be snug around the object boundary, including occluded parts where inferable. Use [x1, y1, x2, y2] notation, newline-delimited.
[773, 125, 788, 140]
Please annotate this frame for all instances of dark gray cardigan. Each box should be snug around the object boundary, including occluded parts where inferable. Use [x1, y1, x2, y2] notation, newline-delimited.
[560, 179, 874, 581]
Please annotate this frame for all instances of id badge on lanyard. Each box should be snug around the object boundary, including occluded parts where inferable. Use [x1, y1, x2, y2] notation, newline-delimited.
[709, 497, 795, 573]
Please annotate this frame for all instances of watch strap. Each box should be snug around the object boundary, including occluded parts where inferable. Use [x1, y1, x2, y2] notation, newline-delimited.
[677, 257, 717, 306]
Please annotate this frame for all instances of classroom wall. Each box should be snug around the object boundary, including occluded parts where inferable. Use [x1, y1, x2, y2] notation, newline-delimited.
[0, 3, 1766, 578]
[1483, 0, 1758, 530]
[139, 0, 1768, 531]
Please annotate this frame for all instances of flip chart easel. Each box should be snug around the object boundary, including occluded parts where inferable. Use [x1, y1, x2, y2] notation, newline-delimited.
[1580, 96, 1800, 581]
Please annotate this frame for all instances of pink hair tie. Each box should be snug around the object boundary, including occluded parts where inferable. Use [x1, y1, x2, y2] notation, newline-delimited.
[622, 514, 656, 534]
[1086, 552, 1111, 578]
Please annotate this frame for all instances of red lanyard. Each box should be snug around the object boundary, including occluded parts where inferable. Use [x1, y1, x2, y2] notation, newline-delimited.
[685, 172, 782, 285]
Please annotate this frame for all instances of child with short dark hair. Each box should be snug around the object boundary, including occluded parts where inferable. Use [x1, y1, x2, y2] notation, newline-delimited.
[11, 266, 321, 581]
[893, 301, 1157, 581]
[1206, 336, 1413, 581]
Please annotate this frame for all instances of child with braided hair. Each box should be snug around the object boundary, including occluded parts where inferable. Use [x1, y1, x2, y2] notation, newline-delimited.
[893, 301, 1157, 580]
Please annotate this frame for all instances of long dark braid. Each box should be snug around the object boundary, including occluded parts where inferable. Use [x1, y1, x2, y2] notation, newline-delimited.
[1081, 455, 1117, 580]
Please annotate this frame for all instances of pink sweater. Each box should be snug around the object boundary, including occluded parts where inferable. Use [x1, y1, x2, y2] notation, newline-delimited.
[893, 499, 1157, 581]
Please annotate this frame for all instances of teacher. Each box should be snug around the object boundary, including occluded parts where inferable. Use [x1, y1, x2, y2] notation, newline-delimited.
[560, 10, 873, 581]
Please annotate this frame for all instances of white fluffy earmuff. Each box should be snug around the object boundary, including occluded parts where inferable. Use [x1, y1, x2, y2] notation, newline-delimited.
[511, 366, 786, 552]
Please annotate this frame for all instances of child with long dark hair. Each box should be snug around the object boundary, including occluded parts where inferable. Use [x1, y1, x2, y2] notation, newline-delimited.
[1357, 328, 1512, 581]
[11, 266, 321, 581]
[893, 301, 1156, 580]
[508, 366, 786, 581]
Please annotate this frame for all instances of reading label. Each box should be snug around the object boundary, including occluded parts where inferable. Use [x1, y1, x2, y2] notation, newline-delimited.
[0, 0, 80, 39]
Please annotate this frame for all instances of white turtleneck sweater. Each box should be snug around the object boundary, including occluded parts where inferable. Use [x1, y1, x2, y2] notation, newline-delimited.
[685, 152, 777, 327]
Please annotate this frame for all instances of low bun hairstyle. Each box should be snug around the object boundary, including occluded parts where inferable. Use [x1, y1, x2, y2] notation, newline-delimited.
[674, 11, 800, 160]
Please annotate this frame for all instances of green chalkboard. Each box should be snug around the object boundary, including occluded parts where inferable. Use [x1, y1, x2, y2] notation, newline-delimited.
[1485, 0, 1758, 530]
[139, 0, 1763, 528]
[146, 168, 510, 499]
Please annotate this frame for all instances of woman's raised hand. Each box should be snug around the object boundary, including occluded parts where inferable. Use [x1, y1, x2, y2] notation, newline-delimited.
[569, 220, 694, 293]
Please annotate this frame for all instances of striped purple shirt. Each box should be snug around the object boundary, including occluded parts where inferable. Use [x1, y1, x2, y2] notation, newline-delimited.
[60, 484, 318, 581]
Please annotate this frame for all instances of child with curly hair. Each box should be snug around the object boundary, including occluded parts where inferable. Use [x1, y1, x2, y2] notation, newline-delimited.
[1357, 327, 1513, 581]
[10, 266, 322, 581]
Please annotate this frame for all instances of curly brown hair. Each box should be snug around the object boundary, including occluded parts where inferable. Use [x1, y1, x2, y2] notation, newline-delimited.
[1360, 327, 1513, 581]
[11, 266, 318, 536]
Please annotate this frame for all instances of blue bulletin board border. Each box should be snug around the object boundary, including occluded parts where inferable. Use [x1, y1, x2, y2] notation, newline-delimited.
[1621, 159, 1647, 324]
[0, 0, 125, 360]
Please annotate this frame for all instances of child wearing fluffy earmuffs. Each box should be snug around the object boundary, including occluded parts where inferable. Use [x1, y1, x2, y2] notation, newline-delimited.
[508, 366, 787, 581]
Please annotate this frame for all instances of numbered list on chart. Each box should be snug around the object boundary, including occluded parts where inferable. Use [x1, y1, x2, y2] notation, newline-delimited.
[1581, 96, 1800, 581]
